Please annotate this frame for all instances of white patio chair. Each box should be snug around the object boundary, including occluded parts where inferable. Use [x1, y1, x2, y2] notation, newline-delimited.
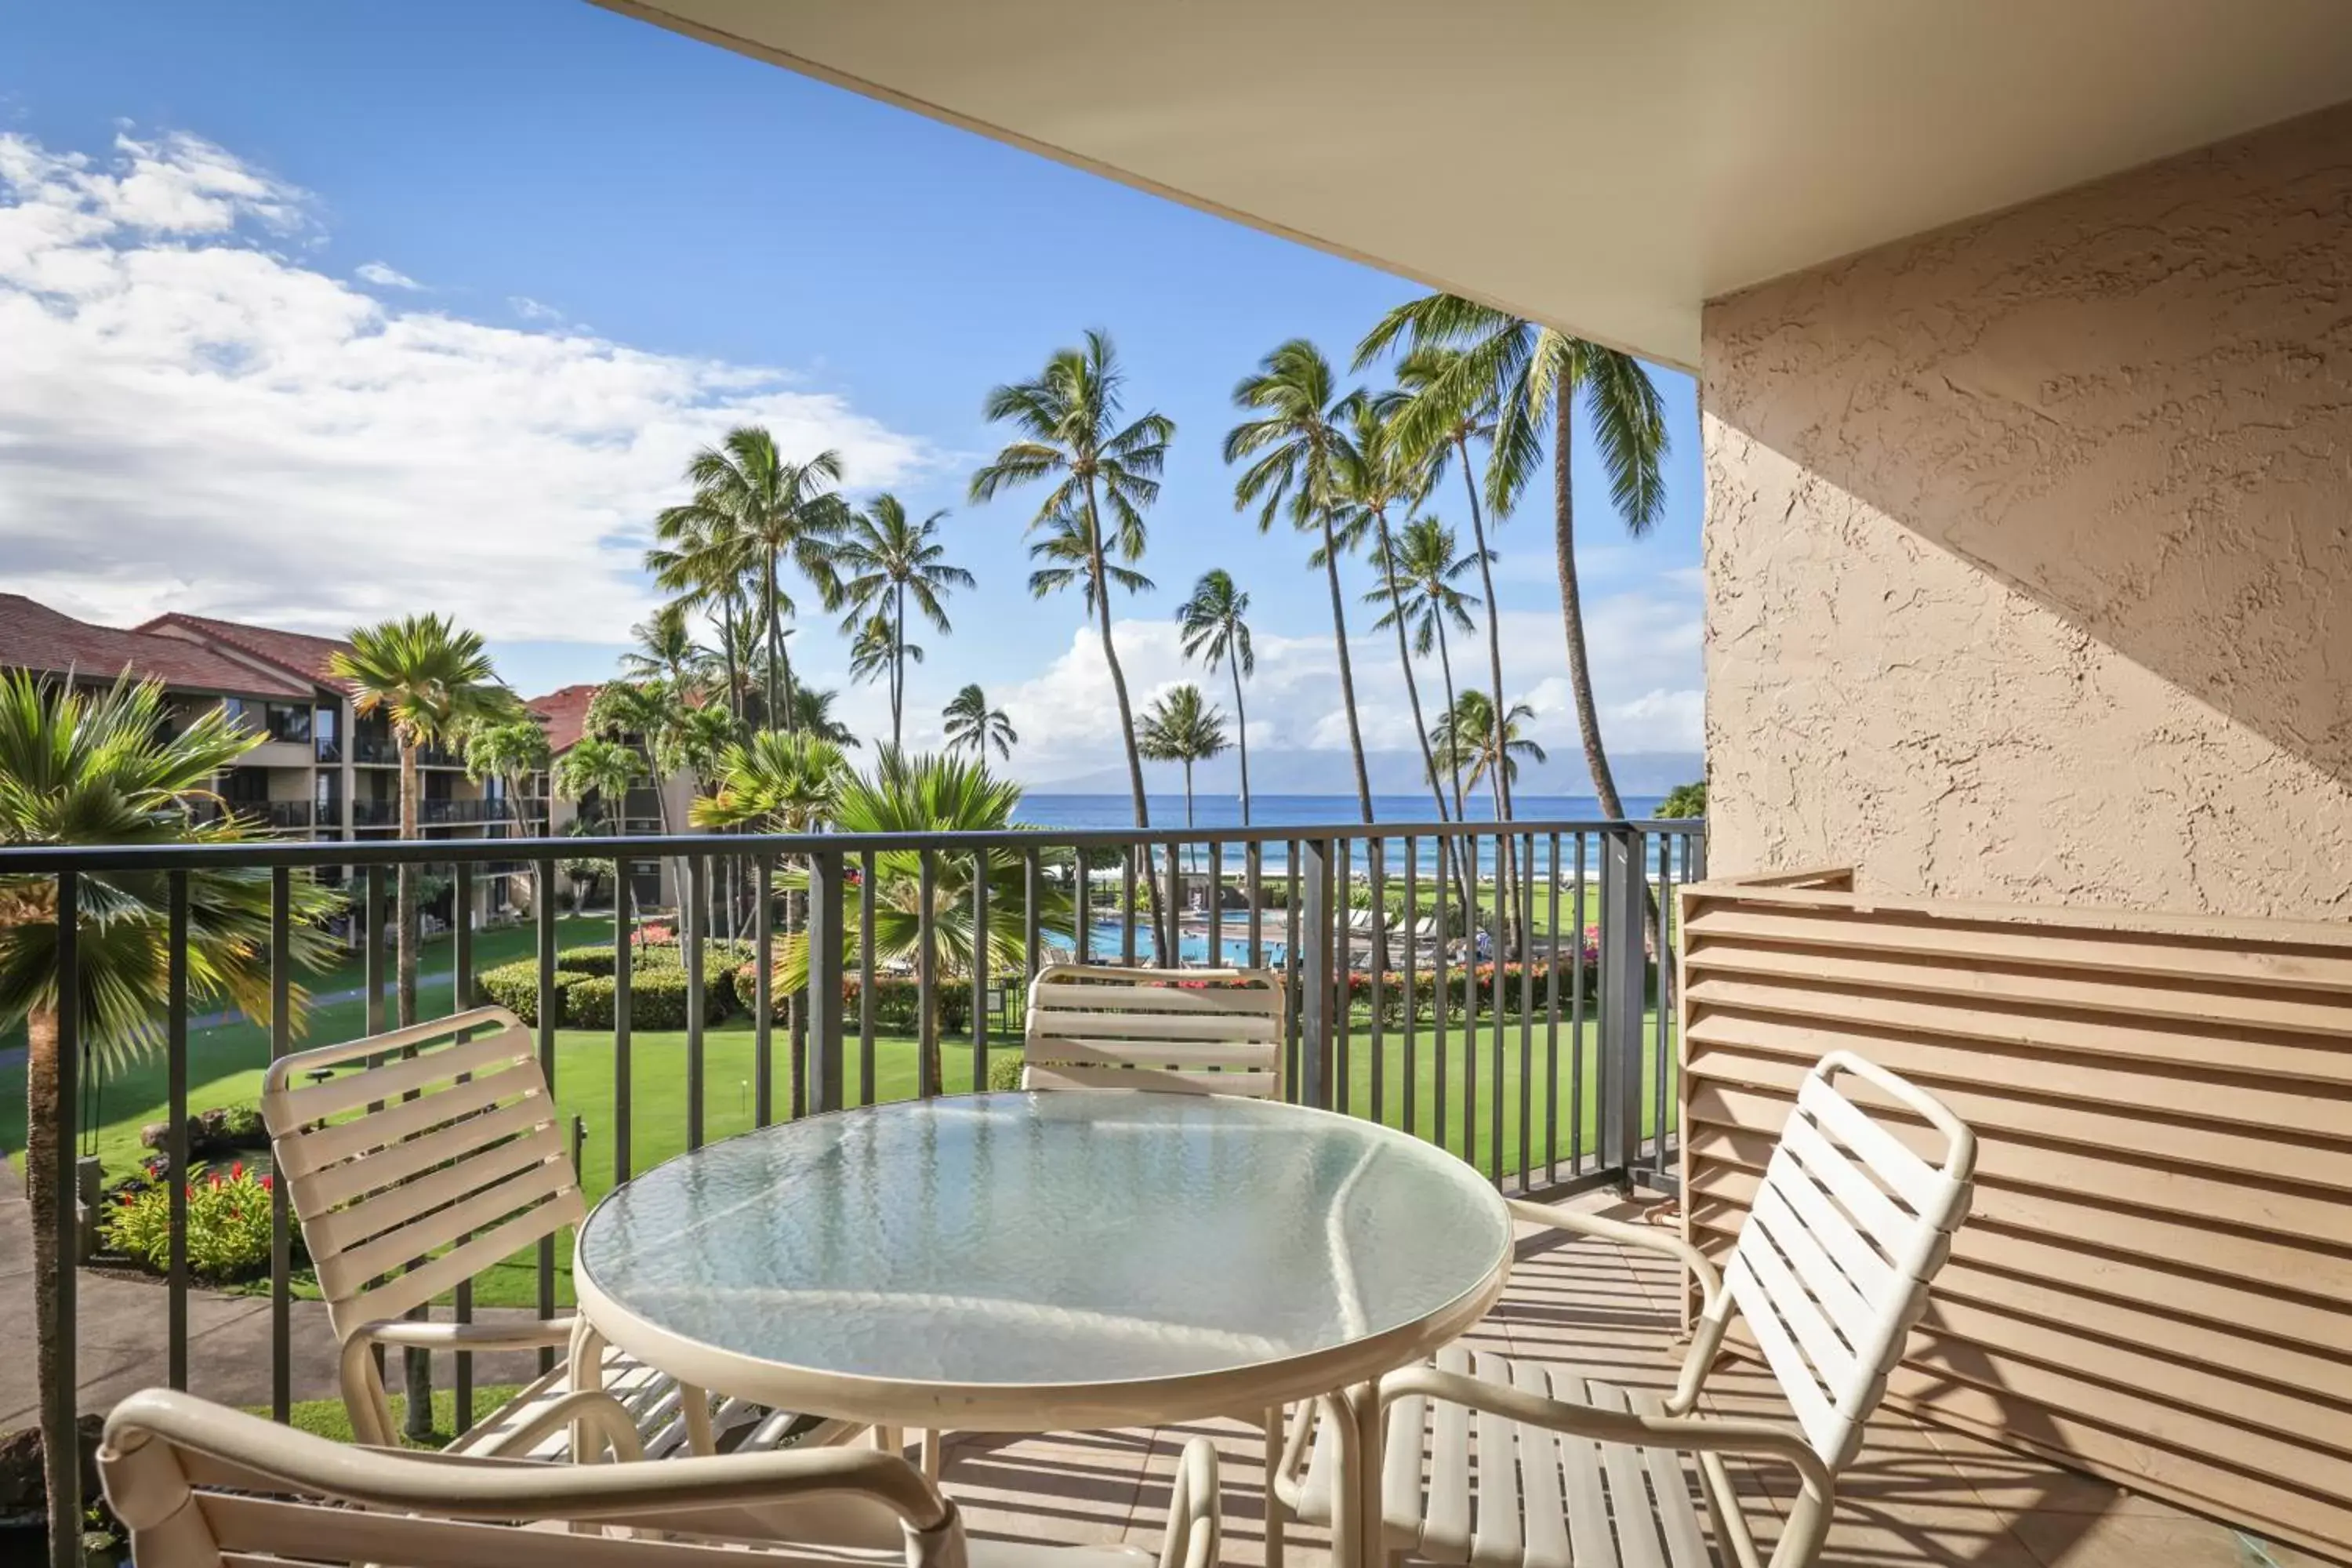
[1279, 1050, 1977, 1568]
[262, 1005, 852, 1461]
[99, 1387, 1222, 1568]
[1022, 962, 1286, 1098]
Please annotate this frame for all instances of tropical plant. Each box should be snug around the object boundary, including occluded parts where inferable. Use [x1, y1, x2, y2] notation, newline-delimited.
[106, 1163, 277, 1283]
[679, 428, 851, 733]
[833, 495, 971, 751]
[1225, 339, 1376, 822]
[646, 501, 754, 724]
[786, 685, 857, 747]
[331, 615, 517, 1031]
[848, 612, 917, 720]
[971, 330, 1173, 836]
[1658, 780, 1706, 818]
[1175, 570, 1255, 826]
[691, 731, 850, 834]
[1434, 689, 1548, 804]
[553, 735, 644, 838]
[1359, 296, 1668, 819]
[582, 681, 682, 833]
[1138, 684, 1229, 886]
[1369, 517, 1486, 824]
[0, 671, 336, 1548]
[942, 684, 1017, 762]
[619, 601, 702, 693]
[768, 751, 1078, 1094]
[463, 717, 552, 839]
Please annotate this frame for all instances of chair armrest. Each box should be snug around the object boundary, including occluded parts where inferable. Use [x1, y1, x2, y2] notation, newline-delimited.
[348, 1316, 579, 1352]
[104, 1388, 955, 1530]
[1154, 1436, 1222, 1568]
[1508, 1199, 1724, 1310]
[470, 1388, 648, 1465]
[1378, 1364, 1832, 1501]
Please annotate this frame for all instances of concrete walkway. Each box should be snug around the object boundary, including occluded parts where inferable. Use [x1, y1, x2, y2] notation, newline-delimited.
[0, 1192, 546, 1428]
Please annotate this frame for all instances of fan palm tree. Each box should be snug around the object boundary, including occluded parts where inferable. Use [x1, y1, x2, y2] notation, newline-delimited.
[970, 331, 1172, 834]
[767, 750, 1077, 1095]
[942, 684, 1017, 762]
[331, 615, 517, 1029]
[1175, 571, 1255, 827]
[1138, 684, 1229, 893]
[681, 428, 851, 734]
[691, 729, 849, 834]
[1358, 296, 1668, 819]
[834, 495, 972, 750]
[1225, 339, 1374, 822]
[0, 673, 337, 1563]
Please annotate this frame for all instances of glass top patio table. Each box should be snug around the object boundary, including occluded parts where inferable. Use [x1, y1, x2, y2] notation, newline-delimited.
[573, 1091, 1515, 1431]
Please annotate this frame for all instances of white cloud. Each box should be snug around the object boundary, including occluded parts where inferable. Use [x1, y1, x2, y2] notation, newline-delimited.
[980, 593, 1700, 784]
[0, 129, 934, 641]
[354, 260, 422, 290]
[507, 294, 561, 321]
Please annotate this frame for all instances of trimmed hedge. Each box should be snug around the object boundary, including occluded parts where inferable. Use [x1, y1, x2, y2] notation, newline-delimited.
[565, 971, 697, 1030]
[984, 1051, 1025, 1091]
[734, 964, 976, 1035]
[477, 960, 591, 1026]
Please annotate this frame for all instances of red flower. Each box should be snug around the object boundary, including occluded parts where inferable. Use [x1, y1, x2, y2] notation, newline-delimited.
[209, 1172, 223, 1189]
[260, 1175, 273, 1192]
[230, 1161, 244, 1180]
[118, 1191, 136, 1206]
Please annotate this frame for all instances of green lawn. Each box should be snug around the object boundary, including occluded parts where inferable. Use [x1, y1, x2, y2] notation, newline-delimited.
[5, 938, 1672, 1312]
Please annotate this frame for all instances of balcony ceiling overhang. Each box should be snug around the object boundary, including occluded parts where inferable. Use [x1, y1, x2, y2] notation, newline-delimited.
[597, 0, 2352, 369]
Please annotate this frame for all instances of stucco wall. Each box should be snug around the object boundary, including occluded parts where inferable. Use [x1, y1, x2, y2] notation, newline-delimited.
[1700, 104, 2352, 918]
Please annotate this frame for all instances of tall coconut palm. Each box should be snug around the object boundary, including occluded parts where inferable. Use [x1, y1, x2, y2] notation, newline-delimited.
[1358, 297, 1668, 819]
[848, 612, 919, 728]
[331, 616, 516, 1029]
[1369, 517, 1485, 831]
[647, 497, 754, 725]
[0, 673, 336, 1566]
[1435, 690, 1548, 808]
[619, 601, 702, 692]
[1175, 571, 1256, 827]
[682, 429, 851, 734]
[767, 750, 1077, 1095]
[553, 736, 644, 846]
[1139, 684, 1229, 891]
[786, 686, 858, 748]
[834, 495, 971, 751]
[942, 684, 1017, 761]
[1225, 339, 1374, 822]
[583, 681, 681, 835]
[971, 331, 1172, 834]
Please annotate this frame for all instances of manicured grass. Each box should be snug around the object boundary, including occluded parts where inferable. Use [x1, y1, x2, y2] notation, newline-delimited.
[263, 1384, 525, 1447]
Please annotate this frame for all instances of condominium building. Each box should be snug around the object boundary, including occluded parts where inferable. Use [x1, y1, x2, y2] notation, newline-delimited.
[524, 682, 696, 910]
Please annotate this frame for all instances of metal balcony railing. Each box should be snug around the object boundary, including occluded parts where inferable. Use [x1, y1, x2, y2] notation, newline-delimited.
[1, 815, 1698, 1521]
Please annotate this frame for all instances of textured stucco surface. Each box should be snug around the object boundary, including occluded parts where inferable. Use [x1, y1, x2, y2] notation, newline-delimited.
[1701, 105, 2352, 918]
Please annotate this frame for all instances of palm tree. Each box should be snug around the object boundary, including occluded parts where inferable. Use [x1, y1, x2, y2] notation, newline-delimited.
[1225, 339, 1376, 823]
[463, 717, 554, 840]
[647, 495, 754, 724]
[971, 331, 1172, 834]
[331, 616, 517, 1029]
[0, 673, 336, 1565]
[1369, 517, 1485, 831]
[942, 684, 1018, 761]
[834, 495, 972, 751]
[786, 686, 858, 747]
[1175, 571, 1256, 827]
[691, 729, 849, 834]
[1359, 296, 1668, 819]
[848, 612, 918, 725]
[1388, 347, 1519, 827]
[767, 750, 1077, 1094]
[1139, 684, 1229, 898]
[619, 601, 701, 692]
[553, 736, 644, 850]
[681, 428, 851, 733]
[583, 681, 681, 834]
[1435, 689, 1548, 809]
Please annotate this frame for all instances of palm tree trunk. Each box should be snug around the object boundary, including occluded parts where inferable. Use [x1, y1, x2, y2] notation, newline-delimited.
[719, 595, 743, 727]
[765, 556, 793, 734]
[26, 1006, 75, 1568]
[1317, 511, 1375, 826]
[394, 742, 434, 1438]
[1554, 394, 1625, 818]
[1228, 659, 1252, 828]
[1373, 512, 1461, 951]
[1460, 432, 1519, 955]
[1081, 475, 1163, 957]
[1432, 630, 1479, 917]
[892, 582, 907, 752]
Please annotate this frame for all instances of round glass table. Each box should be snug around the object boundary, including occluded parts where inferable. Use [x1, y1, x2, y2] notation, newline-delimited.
[572, 1091, 1515, 1433]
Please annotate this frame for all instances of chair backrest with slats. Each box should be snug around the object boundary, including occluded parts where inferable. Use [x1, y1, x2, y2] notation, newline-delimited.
[260, 1006, 581, 1343]
[1022, 963, 1285, 1098]
[99, 1388, 958, 1568]
[1716, 1050, 1976, 1470]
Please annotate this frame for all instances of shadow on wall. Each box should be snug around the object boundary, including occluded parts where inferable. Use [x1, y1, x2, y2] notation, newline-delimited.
[1704, 100, 2352, 796]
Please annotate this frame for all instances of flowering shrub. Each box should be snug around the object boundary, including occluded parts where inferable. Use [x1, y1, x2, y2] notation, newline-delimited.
[104, 1163, 278, 1283]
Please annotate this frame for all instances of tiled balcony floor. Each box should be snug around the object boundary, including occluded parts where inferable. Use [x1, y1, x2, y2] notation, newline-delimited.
[937, 1197, 2321, 1568]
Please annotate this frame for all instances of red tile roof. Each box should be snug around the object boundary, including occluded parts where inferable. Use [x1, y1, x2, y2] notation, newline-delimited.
[525, 684, 601, 753]
[135, 612, 358, 695]
[0, 594, 314, 699]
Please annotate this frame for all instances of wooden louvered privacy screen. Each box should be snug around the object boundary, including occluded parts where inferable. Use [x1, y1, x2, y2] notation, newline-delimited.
[1677, 871, 2352, 1563]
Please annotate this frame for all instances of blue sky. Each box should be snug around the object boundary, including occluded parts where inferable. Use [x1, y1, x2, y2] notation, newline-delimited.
[0, 0, 1702, 786]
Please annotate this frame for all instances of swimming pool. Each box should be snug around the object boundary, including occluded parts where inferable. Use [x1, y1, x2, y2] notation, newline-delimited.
[1046, 920, 1287, 968]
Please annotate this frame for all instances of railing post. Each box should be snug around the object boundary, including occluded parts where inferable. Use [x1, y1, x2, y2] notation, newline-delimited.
[684, 855, 706, 1149]
[1299, 837, 1337, 1110]
[807, 848, 846, 1114]
[45, 872, 79, 1568]
[1596, 826, 1647, 1182]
